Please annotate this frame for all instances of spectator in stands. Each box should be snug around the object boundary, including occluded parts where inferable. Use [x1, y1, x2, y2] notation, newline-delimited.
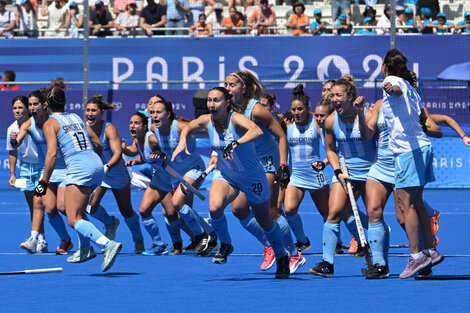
[417, 0, 439, 20]
[455, 11, 470, 34]
[41, 0, 68, 37]
[236, 10, 247, 34]
[332, 13, 351, 35]
[113, 0, 136, 19]
[163, 0, 189, 35]
[115, 3, 140, 36]
[362, 5, 376, 25]
[222, 6, 243, 35]
[310, 8, 329, 35]
[376, 5, 395, 35]
[416, 7, 433, 33]
[356, 16, 376, 35]
[0, 0, 15, 39]
[66, 1, 84, 38]
[286, 1, 309, 36]
[188, 0, 215, 27]
[0, 70, 20, 91]
[89, 0, 110, 11]
[331, 0, 350, 23]
[207, 2, 223, 35]
[403, 7, 417, 33]
[431, 12, 453, 33]
[188, 12, 212, 38]
[15, 0, 38, 37]
[90, 0, 114, 36]
[228, 0, 254, 12]
[139, 0, 166, 36]
[247, 0, 276, 35]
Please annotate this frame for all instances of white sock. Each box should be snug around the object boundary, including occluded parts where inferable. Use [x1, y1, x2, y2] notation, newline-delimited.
[411, 252, 422, 260]
[31, 230, 39, 240]
[38, 233, 46, 241]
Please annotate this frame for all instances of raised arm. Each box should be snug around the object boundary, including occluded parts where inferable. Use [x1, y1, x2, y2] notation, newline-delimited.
[431, 114, 469, 146]
[354, 96, 379, 142]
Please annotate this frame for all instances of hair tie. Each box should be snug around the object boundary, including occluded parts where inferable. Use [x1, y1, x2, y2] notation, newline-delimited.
[231, 73, 246, 89]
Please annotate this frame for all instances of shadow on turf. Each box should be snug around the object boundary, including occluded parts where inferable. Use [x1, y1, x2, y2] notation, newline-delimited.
[70, 272, 143, 277]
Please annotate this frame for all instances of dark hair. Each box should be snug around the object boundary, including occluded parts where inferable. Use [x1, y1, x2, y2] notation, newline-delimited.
[199, 13, 206, 20]
[154, 99, 177, 121]
[229, 70, 266, 106]
[132, 112, 148, 128]
[333, 75, 357, 102]
[46, 79, 67, 112]
[87, 94, 116, 111]
[316, 98, 334, 114]
[383, 49, 414, 87]
[291, 84, 310, 108]
[3, 70, 16, 82]
[209, 87, 236, 112]
[261, 93, 276, 107]
[324, 79, 336, 86]
[29, 87, 48, 104]
[12, 95, 28, 108]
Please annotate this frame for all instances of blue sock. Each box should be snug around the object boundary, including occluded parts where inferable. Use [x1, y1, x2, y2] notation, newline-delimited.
[77, 232, 90, 249]
[142, 215, 164, 246]
[239, 211, 270, 247]
[264, 221, 287, 258]
[48, 214, 70, 242]
[191, 207, 214, 234]
[423, 200, 435, 217]
[179, 205, 204, 236]
[90, 205, 113, 225]
[165, 217, 182, 244]
[368, 220, 389, 266]
[124, 211, 144, 242]
[285, 213, 307, 244]
[323, 222, 339, 264]
[74, 219, 109, 249]
[345, 215, 367, 242]
[277, 215, 297, 255]
[210, 215, 231, 245]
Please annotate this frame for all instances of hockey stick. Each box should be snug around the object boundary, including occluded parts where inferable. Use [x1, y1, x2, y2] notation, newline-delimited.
[339, 157, 374, 268]
[181, 164, 216, 196]
[0, 267, 63, 275]
[162, 157, 206, 200]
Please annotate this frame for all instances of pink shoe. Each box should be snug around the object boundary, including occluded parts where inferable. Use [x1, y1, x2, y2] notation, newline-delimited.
[261, 246, 275, 271]
[399, 253, 432, 279]
[289, 251, 306, 274]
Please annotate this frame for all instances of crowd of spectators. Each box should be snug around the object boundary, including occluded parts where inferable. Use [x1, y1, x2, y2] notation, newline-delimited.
[0, 0, 469, 37]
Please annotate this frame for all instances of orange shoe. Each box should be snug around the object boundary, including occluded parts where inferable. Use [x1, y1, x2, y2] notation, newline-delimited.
[260, 246, 275, 271]
[433, 235, 439, 248]
[56, 240, 73, 255]
[430, 210, 440, 237]
[348, 238, 358, 254]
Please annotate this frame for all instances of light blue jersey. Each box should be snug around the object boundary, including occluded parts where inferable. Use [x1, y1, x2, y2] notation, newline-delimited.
[332, 112, 376, 182]
[208, 112, 269, 203]
[137, 131, 173, 192]
[368, 106, 395, 186]
[153, 119, 204, 186]
[30, 117, 67, 185]
[287, 114, 329, 190]
[51, 112, 103, 188]
[244, 99, 280, 173]
[97, 121, 130, 189]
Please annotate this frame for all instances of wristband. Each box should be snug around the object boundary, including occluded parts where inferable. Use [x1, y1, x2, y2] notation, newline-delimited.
[462, 134, 467, 139]
[334, 169, 343, 178]
[211, 151, 218, 157]
[280, 162, 289, 168]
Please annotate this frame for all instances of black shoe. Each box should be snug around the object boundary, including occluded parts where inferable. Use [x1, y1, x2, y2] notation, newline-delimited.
[183, 239, 198, 251]
[294, 237, 312, 252]
[170, 242, 183, 255]
[197, 232, 219, 256]
[335, 243, 344, 255]
[212, 243, 234, 264]
[355, 244, 365, 257]
[194, 233, 210, 256]
[416, 268, 433, 278]
[275, 253, 290, 279]
[309, 260, 334, 278]
[361, 264, 389, 279]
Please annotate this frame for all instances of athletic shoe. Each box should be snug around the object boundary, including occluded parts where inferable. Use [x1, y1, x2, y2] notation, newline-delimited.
[194, 233, 210, 256]
[399, 254, 432, 279]
[67, 246, 97, 263]
[275, 252, 290, 279]
[430, 210, 440, 236]
[289, 251, 306, 274]
[309, 260, 334, 278]
[134, 240, 145, 254]
[101, 241, 122, 272]
[183, 239, 198, 251]
[197, 233, 219, 256]
[335, 243, 344, 255]
[104, 216, 120, 240]
[36, 240, 48, 253]
[170, 242, 183, 255]
[142, 244, 168, 256]
[56, 240, 73, 255]
[416, 268, 433, 278]
[428, 249, 444, 266]
[20, 237, 37, 254]
[361, 264, 390, 279]
[355, 244, 365, 257]
[433, 235, 439, 248]
[295, 237, 312, 252]
[212, 243, 234, 264]
[260, 246, 275, 271]
[348, 238, 358, 254]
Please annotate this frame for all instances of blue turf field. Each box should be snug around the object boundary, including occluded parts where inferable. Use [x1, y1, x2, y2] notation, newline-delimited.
[0, 188, 469, 313]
